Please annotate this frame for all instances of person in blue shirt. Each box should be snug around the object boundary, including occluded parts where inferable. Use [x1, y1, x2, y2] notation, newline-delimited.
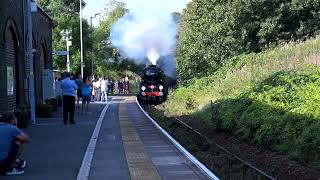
[0, 113, 31, 175]
[61, 73, 78, 124]
[75, 75, 83, 108]
[81, 77, 92, 114]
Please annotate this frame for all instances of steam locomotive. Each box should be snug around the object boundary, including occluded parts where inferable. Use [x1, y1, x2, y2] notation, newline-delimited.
[138, 65, 168, 105]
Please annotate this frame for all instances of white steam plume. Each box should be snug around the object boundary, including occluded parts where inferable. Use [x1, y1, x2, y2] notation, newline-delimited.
[109, 0, 190, 77]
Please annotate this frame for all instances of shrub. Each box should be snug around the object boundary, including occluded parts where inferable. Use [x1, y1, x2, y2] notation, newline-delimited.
[177, 0, 320, 83]
[36, 103, 53, 118]
[15, 105, 31, 128]
[210, 69, 320, 166]
[45, 98, 59, 111]
[56, 96, 63, 106]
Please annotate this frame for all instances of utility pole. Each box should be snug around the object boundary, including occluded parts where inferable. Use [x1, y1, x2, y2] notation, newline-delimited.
[27, 0, 36, 124]
[80, 0, 84, 78]
[60, 30, 72, 72]
[66, 30, 72, 72]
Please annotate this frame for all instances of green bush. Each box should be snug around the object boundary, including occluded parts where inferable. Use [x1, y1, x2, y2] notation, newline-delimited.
[15, 105, 31, 128]
[210, 69, 320, 166]
[36, 103, 53, 118]
[56, 96, 63, 106]
[45, 98, 59, 111]
[177, 0, 320, 83]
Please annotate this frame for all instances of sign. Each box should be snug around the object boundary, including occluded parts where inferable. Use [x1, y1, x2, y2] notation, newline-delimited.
[67, 40, 72, 46]
[53, 51, 69, 56]
[31, 2, 38, 12]
[7, 66, 14, 96]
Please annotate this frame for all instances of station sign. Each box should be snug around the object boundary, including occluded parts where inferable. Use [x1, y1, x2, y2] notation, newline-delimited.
[53, 51, 69, 56]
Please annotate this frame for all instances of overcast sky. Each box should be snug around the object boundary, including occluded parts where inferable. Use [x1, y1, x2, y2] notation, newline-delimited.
[83, 0, 191, 26]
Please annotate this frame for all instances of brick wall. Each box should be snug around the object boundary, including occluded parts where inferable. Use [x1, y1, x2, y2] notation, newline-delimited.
[0, 0, 53, 114]
[32, 8, 53, 103]
[0, 0, 25, 114]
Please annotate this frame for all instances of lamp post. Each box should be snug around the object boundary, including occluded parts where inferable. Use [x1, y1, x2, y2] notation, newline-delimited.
[80, 0, 84, 78]
[90, 13, 100, 76]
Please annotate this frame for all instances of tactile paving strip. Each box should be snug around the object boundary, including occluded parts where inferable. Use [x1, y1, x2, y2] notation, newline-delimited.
[119, 99, 161, 180]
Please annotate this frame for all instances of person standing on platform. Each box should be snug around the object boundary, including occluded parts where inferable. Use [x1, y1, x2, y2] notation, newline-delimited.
[91, 77, 96, 102]
[75, 75, 83, 108]
[110, 80, 114, 95]
[95, 78, 101, 101]
[81, 78, 92, 113]
[122, 79, 126, 94]
[101, 77, 109, 102]
[61, 72, 78, 124]
[117, 80, 123, 95]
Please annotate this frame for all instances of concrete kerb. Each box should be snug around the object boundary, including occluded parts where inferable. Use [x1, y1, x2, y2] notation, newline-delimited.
[135, 97, 220, 180]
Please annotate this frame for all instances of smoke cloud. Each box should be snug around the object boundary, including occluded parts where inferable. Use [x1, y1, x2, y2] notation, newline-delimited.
[109, 0, 189, 77]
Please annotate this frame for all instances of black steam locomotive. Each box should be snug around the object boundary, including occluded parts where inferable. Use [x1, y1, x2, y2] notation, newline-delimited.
[138, 65, 168, 105]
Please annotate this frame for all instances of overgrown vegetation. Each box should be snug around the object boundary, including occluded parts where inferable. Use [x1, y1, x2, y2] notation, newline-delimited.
[163, 36, 320, 169]
[212, 69, 320, 167]
[177, 0, 320, 83]
[166, 37, 320, 117]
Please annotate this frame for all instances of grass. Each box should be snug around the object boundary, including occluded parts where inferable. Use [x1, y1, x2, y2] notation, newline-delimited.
[164, 36, 320, 120]
[161, 36, 320, 169]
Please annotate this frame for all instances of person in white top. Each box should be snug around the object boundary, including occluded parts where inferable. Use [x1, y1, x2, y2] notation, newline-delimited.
[95, 78, 101, 101]
[101, 77, 109, 102]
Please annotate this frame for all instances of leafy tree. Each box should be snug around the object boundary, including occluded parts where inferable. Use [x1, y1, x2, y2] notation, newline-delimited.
[36, 0, 92, 76]
[177, 0, 320, 83]
[92, 1, 142, 79]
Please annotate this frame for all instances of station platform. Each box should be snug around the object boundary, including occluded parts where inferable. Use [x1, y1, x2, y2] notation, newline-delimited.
[1, 96, 215, 180]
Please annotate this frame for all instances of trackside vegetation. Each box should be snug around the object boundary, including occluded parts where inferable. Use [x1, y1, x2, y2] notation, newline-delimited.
[177, 0, 320, 83]
[163, 37, 320, 169]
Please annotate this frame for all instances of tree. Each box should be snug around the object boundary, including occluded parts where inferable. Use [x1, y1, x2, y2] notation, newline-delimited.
[37, 0, 92, 76]
[92, 1, 135, 77]
[176, 0, 320, 83]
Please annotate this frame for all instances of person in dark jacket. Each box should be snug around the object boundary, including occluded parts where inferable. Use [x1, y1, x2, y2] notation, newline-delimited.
[117, 80, 123, 95]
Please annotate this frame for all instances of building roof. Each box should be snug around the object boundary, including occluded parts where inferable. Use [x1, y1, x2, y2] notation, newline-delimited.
[36, 3, 53, 21]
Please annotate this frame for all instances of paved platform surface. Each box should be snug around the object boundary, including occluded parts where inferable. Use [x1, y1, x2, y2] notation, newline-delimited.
[1, 96, 213, 180]
[124, 97, 210, 180]
[1, 102, 106, 180]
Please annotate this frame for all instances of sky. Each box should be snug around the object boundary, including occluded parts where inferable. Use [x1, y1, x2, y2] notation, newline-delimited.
[83, 0, 191, 26]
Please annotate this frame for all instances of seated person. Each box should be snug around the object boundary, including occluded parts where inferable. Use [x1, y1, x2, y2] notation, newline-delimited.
[0, 113, 31, 175]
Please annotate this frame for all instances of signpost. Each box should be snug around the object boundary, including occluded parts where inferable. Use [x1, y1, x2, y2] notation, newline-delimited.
[59, 30, 72, 72]
[53, 51, 70, 56]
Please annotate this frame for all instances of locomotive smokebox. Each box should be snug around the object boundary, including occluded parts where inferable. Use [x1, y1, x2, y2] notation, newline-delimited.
[138, 65, 168, 105]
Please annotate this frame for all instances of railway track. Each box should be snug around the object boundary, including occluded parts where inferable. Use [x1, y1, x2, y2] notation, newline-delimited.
[140, 102, 276, 180]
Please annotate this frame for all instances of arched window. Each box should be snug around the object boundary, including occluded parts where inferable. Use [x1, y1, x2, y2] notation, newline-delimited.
[4, 19, 20, 110]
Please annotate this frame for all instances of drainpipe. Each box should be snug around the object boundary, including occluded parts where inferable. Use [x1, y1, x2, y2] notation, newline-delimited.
[27, 0, 36, 124]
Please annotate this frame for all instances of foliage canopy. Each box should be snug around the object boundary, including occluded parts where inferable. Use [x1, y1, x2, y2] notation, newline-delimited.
[177, 0, 320, 83]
